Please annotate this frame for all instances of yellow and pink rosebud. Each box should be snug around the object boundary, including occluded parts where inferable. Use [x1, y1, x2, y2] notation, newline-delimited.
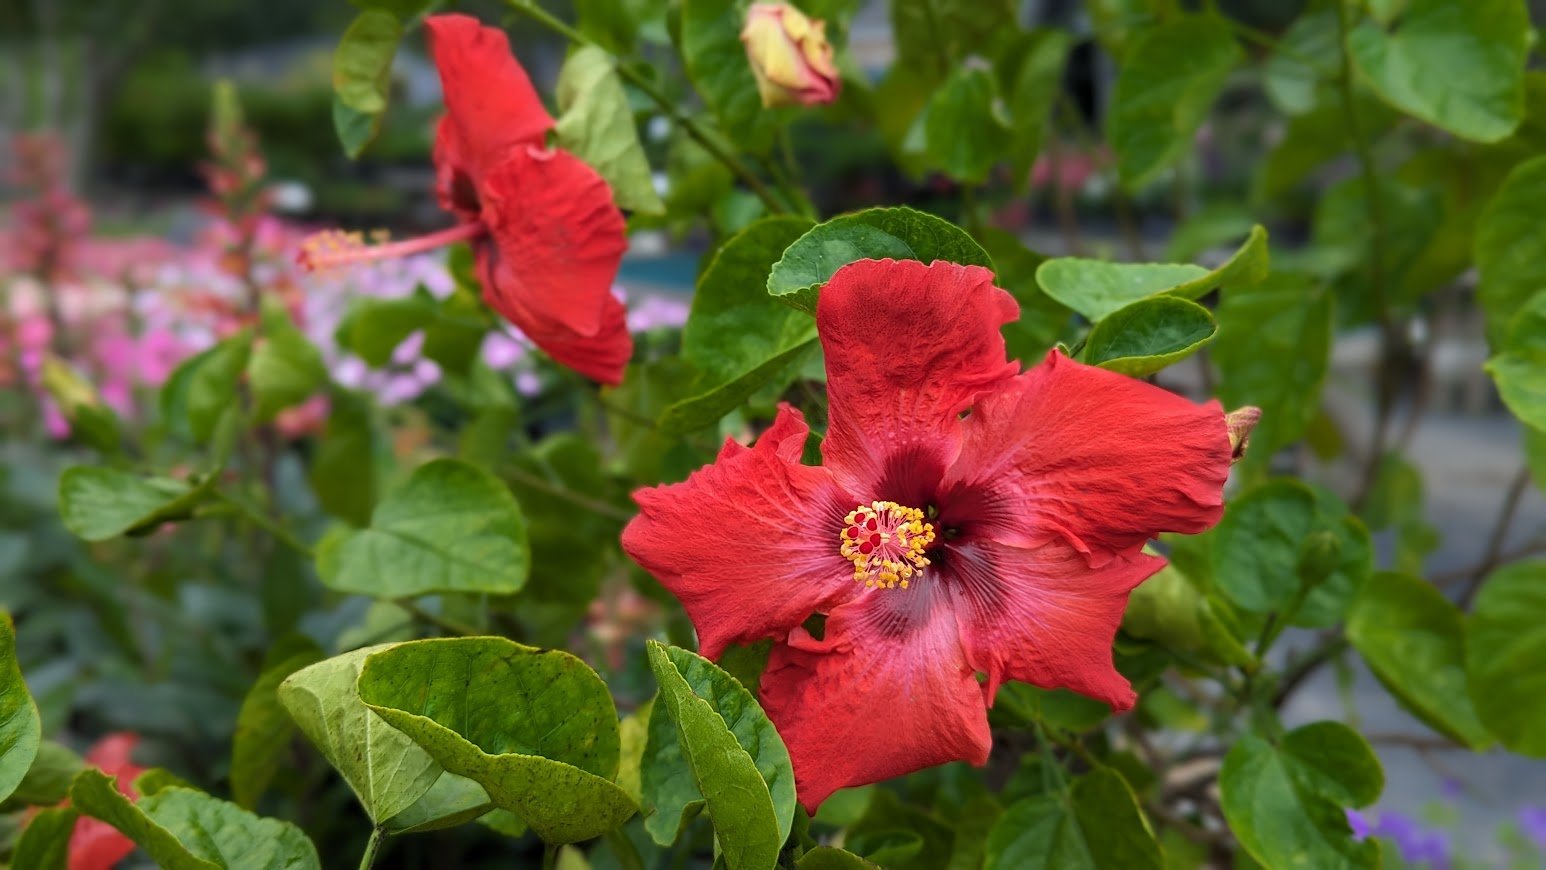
[739, 2, 840, 109]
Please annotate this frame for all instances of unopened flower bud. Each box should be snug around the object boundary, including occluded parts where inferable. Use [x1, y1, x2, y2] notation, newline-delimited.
[1226, 406, 1262, 463]
[740, 2, 840, 109]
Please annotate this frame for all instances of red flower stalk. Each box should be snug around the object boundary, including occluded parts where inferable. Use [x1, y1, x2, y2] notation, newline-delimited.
[622, 258, 1236, 810]
[300, 14, 631, 384]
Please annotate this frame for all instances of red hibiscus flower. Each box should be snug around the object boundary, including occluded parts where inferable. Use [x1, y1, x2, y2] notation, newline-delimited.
[66, 733, 146, 870]
[301, 13, 631, 384]
[622, 258, 1237, 810]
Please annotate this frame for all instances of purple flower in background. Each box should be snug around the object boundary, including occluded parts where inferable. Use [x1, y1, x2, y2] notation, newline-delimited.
[1347, 810, 1450, 868]
[1520, 805, 1546, 851]
[1346, 808, 1372, 840]
[623, 292, 689, 332]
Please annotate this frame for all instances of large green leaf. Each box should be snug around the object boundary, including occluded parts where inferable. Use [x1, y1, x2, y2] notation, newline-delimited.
[662, 216, 817, 433]
[984, 768, 1160, 869]
[1108, 14, 1241, 189]
[1037, 225, 1268, 321]
[640, 685, 703, 845]
[1212, 273, 1334, 461]
[923, 66, 1012, 184]
[160, 331, 252, 445]
[232, 639, 323, 809]
[316, 458, 530, 597]
[1220, 723, 1382, 870]
[1466, 560, 1546, 756]
[71, 769, 321, 869]
[307, 388, 385, 527]
[1263, 8, 1339, 115]
[11, 805, 77, 870]
[1003, 29, 1072, 183]
[681, 0, 784, 152]
[1476, 156, 1546, 346]
[1348, 0, 1529, 143]
[1211, 480, 1372, 627]
[57, 467, 217, 542]
[506, 434, 622, 611]
[1081, 296, 1216, 376]
[1346, 572, 1491, 749]
[645, 642, 795, 866]
[333, 96, 385, 159]
[555, 45, 666, 215]
[248, 300, 327, 422]
[357, 637, 637, 843]
[1122, 561, 1253, 668]
[0, 612, 40, 804]
[278, 644, 490, 830]
[1485, 289, 1546, 432]
[334, 9, 401, 114]
[767, 206, 993, 312]
[9, 742, 84, 806]
[889, 0, 1018, 88]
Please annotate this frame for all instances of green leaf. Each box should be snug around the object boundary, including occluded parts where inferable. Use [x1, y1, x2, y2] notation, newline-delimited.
[1486, 290, 1546, 431]
[38, 356, 121, 454]
[506, 435, 620, 610]
[357, 637, 636, 844]
[279, 644, 490, 830]
[57, 467, 216, 542]
[0, 612, 40, 804]
[334, 10, 401, 114]
[555, 45, 666, 216]
[768, 206, 993, 312]
[1037, 224, 1268, 321]
[985, 768, 1161, 870]
[1476, 155, 1546, 345]
[1263, 8, 1339, 115]
[1211, 480, 1372, 626]
[798, 847, 882, 869]
[1081, 296, 1216, 376]
[1347, 572, 1491, 750]
[333, 96, 385, 159]
[681, 0, 784, 152]
[316, 458, 530, 597]
[9, 742, 83, 806]
[1348, 0, 1529, 142]
[161, 332, 252, 444]
[232, 639, 324, 809]
[249, 300, 326, 422]
[1220, 723, 1382, 870]
[11, 806, 78, 870]
[1466, 560, 1546, 756]
[307, 389, 385, 527]
[1108, 14, 1241, 189]
[1003, 29, 1072, 183]
[645, 642, 794, 866]
[1213, 273, 1334, 461]
[72, 770, 321, 869]
[575, 0, 638, 53]
[661, 216, 817, 433]
[923, 66, 1011, 184]
[641, 686, 704, 845]
[1122, 561, 1253, 668]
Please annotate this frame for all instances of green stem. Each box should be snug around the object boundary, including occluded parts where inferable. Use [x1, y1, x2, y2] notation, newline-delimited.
[507, 0, 786, 214]
[502, 464, 633, 522]
[215, 490, 313, 559]
[358, 829, 385, 870]
[604, 828, 646, 870]
[542, 843, 560, 870]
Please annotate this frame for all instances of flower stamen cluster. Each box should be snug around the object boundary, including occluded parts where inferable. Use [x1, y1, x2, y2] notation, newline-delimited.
[840, 501, 935, 589]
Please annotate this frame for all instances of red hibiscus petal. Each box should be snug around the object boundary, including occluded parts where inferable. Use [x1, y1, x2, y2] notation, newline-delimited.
[431, 116, 480, 221]
[83, 733, 144, 782]
[946, 537, 1165, 712]
[942, 350, 1231, 564]
[68, 818, 136, 870]
[623, 404, 859, 660]
[424, 14, 553, 174]
[479, 145, 627, 342]
[495, 283, 633, 386]
[816, 258, 1020, 500]
[761, 583, 991, 812]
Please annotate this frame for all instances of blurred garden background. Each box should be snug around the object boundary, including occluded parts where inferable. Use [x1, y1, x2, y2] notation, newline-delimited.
[8, 0, 1546, 867]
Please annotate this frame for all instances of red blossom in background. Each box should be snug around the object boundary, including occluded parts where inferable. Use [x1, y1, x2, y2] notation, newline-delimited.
[623, 257, 1235, 810]
[63, 733, 146, 870]
[301, 13, 631, 385]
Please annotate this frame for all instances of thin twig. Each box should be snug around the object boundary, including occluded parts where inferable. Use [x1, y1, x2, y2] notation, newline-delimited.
[1272, 634, 1348, 709]
[503, 464, 633, 522]
[1457, 466, 1532, 608]
[507, 0, 785, 214]
[396, 600, 484, 638]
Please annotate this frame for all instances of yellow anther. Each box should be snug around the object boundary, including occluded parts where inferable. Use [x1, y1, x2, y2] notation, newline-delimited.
[839, 500, 936, 590]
